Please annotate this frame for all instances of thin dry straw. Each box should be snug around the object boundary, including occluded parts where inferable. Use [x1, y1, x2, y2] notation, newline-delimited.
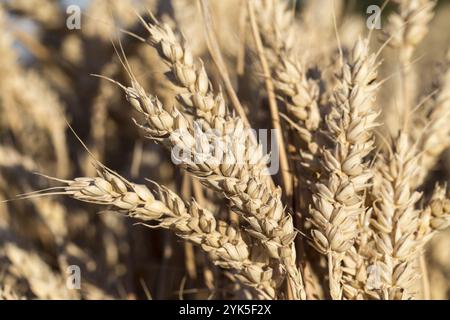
[197, 0, 251, 130]
[255, 0, 321, 176]
[247, 0, 293, 200]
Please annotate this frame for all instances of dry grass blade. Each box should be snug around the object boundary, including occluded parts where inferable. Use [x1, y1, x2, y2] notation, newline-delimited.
[247, 0, 293, 200]
[254, 0, 321, 176]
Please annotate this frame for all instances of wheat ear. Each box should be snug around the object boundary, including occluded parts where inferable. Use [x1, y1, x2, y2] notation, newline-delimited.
[136, 14, 279, 189]
[253, 0, 323, 299]
[125, 81, 304, 299]
[370, 133, 422, 299]
[384, 0, 435, 130]
[385, 0, 435, 64]
[139, 14, 238, 128]
[413, 52, 450, 187]
[116, 11, 305, 299]
[36, 164, 277, 299]
[255, 0, 321, 174]
[309, 39, 380, 299]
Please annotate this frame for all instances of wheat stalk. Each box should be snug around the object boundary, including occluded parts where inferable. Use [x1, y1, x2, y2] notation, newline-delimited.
[247, 0, 293, 200]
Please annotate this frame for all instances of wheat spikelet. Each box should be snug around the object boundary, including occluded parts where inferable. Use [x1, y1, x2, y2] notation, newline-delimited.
[273, 58, 321, 149]
[417, 184, 450, 244]
[426, 189, 450, 232]
[254, 0, 296, 58]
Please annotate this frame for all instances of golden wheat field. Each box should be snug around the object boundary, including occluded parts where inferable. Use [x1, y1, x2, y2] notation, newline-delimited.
[0, 0, 449, 301]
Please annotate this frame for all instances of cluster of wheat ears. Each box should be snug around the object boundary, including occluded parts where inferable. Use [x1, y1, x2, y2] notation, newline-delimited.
[0, 0, 449, 300]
